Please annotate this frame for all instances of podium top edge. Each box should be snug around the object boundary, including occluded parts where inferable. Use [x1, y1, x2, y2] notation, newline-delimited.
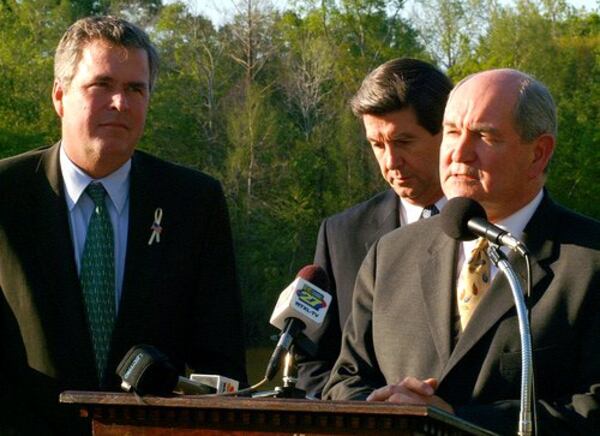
[59, 390, 497, 435]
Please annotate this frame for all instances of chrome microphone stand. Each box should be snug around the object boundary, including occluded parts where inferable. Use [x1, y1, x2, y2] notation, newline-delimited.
[488, 245, 534, 436]
[252, 346, 306, 399]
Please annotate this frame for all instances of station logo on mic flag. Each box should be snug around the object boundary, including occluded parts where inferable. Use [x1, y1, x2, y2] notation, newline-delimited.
[292, 279, 330, 321]
[270, 277, 333, 337]
[297, 284, 328, 311]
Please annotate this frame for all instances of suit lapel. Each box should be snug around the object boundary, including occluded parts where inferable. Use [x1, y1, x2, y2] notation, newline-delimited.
[518, 193, 558, 307]
[441, 194, 556, 379]
[363, 190, 400, 251]
[31, 143, 97, 385]
[418, 224, 458, 367]
[109, 152, 164, 373]
[443, 261, 517, 375]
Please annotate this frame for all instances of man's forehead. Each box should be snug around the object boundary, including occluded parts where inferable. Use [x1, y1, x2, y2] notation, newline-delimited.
[445, 78, 517, 123]
[451, 71, 521, 104]
[74, 40, 149, 82]
[363, 108, 421, 135]
[80, 39, 145, 63]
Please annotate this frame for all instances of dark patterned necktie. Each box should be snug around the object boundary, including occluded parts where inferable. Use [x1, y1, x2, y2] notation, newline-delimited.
[80, 183, 116, 384]
[420, 204, 439, 220]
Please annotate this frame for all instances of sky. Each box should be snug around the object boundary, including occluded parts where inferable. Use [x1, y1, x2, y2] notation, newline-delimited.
[165, 0, 597, 27]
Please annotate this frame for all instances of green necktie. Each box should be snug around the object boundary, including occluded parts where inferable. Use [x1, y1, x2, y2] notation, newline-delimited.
[80, 182, 116, 384]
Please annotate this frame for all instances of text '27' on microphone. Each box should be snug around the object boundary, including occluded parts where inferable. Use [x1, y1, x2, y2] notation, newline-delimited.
[266, 264, 332, 381]
[440, 196, 529, 256]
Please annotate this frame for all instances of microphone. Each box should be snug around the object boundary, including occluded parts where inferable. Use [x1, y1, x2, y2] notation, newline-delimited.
[265, 265, 332, 381]
[440, 197, 529, 256]
[117, 344, 235, 395]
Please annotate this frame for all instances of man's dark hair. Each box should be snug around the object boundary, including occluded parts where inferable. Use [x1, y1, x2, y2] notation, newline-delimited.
[350, 58, 453, 135]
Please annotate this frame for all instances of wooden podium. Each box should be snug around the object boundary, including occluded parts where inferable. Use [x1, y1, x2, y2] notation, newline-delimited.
[60, 391, 497, 435]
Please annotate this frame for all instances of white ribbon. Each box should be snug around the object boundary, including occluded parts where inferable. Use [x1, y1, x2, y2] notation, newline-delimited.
[148, 208, 163, 245]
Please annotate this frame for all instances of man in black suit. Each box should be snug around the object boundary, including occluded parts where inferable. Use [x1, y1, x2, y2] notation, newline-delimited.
[0, 16, 245, 434]
[296, 59, 453, 397]
[323, 69, 600, 434]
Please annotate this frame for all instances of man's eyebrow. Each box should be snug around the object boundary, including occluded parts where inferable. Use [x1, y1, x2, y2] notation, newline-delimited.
[128, 80, 149, 89]
[443, 120, 458, 128]
[89, 74, 113, 82]
[391, 131, 415, 140]
[366, 132, 414, 143]
[87, 76, 148, 89]
[470, 123, 501, 135]
[443, 120, 501, 135]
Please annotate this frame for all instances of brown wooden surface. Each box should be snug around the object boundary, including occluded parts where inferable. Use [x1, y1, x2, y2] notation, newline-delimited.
[60, 391, 497, 436]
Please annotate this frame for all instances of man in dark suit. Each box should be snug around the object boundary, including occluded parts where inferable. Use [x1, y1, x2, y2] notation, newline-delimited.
[0, 16, 245, 434]
[297, 59, 453, 397]
[323, 69, 600, 434]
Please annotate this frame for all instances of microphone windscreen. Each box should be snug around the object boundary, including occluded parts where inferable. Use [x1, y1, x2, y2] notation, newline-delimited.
[296, 264, 330, 292]
[440, 197, 487, 241]
[116, 344, 178, 396]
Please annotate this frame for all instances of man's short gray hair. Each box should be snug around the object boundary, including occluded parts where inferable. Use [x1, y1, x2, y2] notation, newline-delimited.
[514, 76, 557, 142]
[54, 15, 159, 91]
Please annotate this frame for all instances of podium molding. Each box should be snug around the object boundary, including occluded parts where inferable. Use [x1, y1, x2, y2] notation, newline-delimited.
[60, 390, 497, 435]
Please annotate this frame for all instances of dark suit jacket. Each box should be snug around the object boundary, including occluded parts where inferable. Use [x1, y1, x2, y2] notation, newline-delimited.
[323, 194, 600, 435]
[0, 143, 246, 435]
[296, 189, 399, 397]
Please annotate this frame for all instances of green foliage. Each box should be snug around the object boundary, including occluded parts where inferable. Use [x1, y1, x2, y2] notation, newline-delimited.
[0, 0, 65, 155]
[1, 0, 598, 345]
[546, 20, 600, 216]
[451, 2, 600, 218]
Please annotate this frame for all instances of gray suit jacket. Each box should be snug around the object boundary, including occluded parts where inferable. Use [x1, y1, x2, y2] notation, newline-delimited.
[0, 143, 246, 434]
[296, 189, 399, 397]
[323, 194, 600, 435]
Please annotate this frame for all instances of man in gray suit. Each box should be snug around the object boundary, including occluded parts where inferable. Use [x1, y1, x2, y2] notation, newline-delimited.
[0, 16, 245, 434]
[323, 69, 600, 434]
[297, 59, 453, 397]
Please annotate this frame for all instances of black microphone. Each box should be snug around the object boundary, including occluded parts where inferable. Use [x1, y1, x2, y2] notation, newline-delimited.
[440, 197, 529, 256]
[265, 265, 332, 381]
[117, 345, 216, 395]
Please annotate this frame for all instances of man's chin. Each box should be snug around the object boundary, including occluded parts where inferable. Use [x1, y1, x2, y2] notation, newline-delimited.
[91, 140, 136, 157]
[392, 187, 418, 202]
[443, 181, 483, 200]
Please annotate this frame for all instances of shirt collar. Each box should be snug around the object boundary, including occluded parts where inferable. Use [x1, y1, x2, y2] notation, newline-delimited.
[59, 143, 131, 214]
[433, 197, 448, 214]
[402, 196, 448, 225]
[494, 189, 544, 240]
[461, 190, 544, 258]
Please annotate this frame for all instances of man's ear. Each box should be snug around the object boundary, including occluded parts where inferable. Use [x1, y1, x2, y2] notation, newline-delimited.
[528, 134, 555, 179]
[52, 79, 65, 118]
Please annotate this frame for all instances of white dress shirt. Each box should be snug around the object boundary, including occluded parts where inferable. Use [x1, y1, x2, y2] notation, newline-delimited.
[59, 144, 130, 312]
[456, 190, 544, 284]
[401, 196, 448, 226]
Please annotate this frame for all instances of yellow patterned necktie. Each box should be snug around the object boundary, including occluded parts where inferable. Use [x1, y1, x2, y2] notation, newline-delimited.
[457, 238, 491, 331]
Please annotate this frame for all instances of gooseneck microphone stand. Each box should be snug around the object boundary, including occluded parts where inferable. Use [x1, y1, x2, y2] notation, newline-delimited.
[488, 245, 534, 436]
[252, 345, 307, 399]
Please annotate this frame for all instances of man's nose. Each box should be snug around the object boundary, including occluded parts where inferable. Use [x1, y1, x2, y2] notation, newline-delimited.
[450, 132, 477, 163]
[384, 144, 403, 169]
[110, 90, 130, 111]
